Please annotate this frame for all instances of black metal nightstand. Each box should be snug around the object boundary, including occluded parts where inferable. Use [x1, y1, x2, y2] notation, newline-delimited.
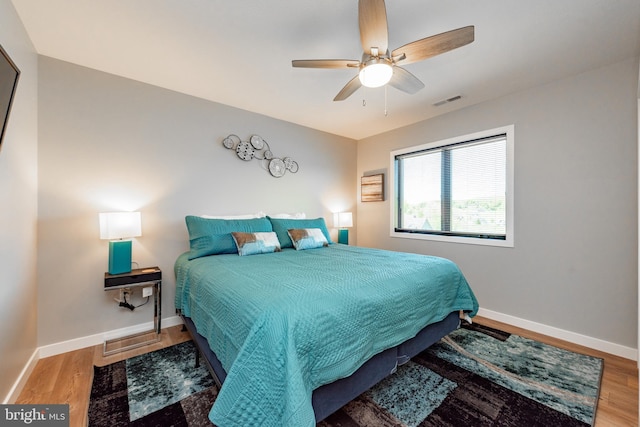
[103, 266, 162, 355]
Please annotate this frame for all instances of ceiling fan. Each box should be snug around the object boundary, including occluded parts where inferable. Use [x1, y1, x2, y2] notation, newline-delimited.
[292, 0, 474, 101]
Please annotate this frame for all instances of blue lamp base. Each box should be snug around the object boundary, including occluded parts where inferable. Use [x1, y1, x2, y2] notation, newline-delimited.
[109, 240, 132, 274]
[338, 229, 349, 245]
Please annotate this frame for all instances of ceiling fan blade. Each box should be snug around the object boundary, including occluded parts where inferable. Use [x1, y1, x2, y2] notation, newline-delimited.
[292, 59, 360, 69]
[333, 75, 362, 101]
[388, 66, 425, 94]
[392, 26, 474, 66]
[359, 0, 389, 56]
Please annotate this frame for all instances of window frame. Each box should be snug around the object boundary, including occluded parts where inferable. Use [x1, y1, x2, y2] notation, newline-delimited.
[389, 125, 515, 247]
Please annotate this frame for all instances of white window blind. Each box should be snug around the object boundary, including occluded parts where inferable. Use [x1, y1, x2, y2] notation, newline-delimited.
[391, 126, 514, 247]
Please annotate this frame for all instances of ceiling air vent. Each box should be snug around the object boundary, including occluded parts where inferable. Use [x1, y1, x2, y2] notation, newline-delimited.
[433, 95, 462, 107]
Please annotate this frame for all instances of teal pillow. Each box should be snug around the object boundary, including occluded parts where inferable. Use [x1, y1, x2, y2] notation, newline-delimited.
[185, 216, 273, 259]
[268, 217, 332, 249]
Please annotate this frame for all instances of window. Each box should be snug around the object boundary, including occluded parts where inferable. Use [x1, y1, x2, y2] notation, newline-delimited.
[390, 125, 514, 247]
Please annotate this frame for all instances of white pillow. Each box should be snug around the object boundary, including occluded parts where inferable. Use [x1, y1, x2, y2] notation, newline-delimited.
[201, 211, 266, 219]
[269, 212, 306, 219]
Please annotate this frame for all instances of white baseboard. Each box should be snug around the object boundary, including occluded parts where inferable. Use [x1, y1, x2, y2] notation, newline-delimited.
[39, 315, 184, 358]
[477, 308, 638, 361]
[3, 348, 39, 404]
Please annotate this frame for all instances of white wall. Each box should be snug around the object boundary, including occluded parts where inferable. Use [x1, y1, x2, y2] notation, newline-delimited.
[357, 57, 639, 352]
[36, 57, 357, 347]
[0, 0, 38, 402]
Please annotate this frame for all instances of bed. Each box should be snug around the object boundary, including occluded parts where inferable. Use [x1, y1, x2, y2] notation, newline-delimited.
[175, 215, 479, 426]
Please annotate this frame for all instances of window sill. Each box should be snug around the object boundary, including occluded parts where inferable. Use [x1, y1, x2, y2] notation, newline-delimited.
[390, 230, 514, 247]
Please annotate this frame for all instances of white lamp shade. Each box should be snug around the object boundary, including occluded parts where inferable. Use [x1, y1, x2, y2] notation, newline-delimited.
[99, 212, 142, 240]
[359, 63, 393, 88]
[334, 212, 353, 228]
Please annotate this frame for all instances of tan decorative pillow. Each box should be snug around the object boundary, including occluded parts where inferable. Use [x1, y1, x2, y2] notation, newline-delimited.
[231, 232, 281, 256]
[287, 228, 329, 250]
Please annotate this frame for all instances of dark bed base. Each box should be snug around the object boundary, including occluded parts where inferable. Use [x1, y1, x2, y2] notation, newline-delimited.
[181, 311, 460, 422]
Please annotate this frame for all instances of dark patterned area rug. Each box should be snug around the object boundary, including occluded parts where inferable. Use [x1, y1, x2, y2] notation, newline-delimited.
[88, 324, 603, 426]
[88, 341, 216, 426]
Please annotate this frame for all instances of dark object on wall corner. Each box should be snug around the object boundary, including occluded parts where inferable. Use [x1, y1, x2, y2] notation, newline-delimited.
[0, 43, 20, 151]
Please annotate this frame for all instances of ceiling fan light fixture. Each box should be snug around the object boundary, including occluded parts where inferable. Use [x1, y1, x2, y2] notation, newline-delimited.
[292, 1, 474, 101]
[359, 61, 393, 88]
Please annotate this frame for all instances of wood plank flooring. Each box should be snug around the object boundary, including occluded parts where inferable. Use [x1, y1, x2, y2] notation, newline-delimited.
[15, 318, 638, 427]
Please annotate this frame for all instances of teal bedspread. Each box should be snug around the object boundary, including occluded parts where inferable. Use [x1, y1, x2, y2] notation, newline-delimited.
[174, 245, 478, 427]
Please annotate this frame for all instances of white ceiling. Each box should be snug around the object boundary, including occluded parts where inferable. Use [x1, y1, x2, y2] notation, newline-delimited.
[11, 0, 640, 140]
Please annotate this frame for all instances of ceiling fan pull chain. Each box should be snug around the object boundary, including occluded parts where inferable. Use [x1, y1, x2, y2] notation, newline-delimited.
[384, 85, 388, 116]
[362, 99, 366, 107]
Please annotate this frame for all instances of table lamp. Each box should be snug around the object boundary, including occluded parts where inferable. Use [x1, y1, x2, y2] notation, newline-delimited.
[99, 212, 142, 275]
[334, 212, 353, 245]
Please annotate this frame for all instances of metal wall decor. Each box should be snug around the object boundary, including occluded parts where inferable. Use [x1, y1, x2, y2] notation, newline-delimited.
[222, 134, 299, 178]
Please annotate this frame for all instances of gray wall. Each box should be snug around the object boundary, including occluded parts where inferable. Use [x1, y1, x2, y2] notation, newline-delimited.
[357, 57, 638, 349]
[36, 57, 357, 346]
[0, 0, 39, 402]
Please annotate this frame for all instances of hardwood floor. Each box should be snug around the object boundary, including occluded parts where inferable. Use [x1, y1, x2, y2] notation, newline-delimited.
[15, 319, 638, 427]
